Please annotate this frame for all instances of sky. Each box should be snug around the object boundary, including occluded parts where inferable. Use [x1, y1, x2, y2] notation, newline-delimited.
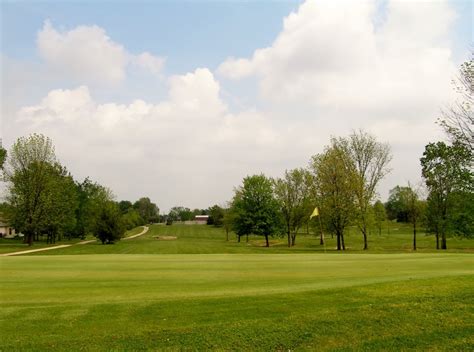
[1, 0, 472, 212]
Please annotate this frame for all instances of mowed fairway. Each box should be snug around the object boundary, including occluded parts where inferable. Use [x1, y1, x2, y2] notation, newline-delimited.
[1, 252, 473, 351]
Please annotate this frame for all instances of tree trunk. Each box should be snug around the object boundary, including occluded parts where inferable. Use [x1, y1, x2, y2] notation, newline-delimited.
[341, 233, 346, 251]
[291, 233, 296, 246]
[237, 235, 241, 243]
[287, 230, 291, 247]
[436, 233, 439, 249]
[413, 221, 416, 251]
[336, 232, 341, 251]
[441, 233, 447, 250]
[265, 234, 269, 247]
[363, 231, 368, 250]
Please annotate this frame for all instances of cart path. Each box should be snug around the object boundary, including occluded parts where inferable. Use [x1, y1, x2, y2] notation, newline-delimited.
[123, 226, 149, 240]
[0, 226, 149, 256]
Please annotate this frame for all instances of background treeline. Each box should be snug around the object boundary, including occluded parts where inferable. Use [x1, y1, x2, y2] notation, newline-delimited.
[206, 59, 473, 251]
[0, 134, 159, 245]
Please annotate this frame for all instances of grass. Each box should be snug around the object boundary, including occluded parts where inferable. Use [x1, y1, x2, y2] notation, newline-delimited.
[11, 222, 474, 256]
[1, 224, 473, 350]
[1, 253, 473, 351]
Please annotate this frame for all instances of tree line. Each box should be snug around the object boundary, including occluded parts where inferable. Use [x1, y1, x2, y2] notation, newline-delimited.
[0, 134, 159, 245]
[213, 58, 473, 250]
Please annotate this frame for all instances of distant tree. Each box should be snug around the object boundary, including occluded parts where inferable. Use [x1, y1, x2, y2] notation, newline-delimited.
[274, 168, 313, 247]
[222, 207, 236, 241]
[4, 134, 57, 245]
[400, 183, 426, 251]
[339, 130, 392, 250]
[133, 197, 159, 223]
[0, 145, 6, 170]
[93, 201, 124, 244]
[438, 56, 473, 151]
[421, 141, 473, 249]
[121, 208, 145, 230]
[118, 200, 133, 214]
[373, 200, 386, 236]
[168, 206, 194, 222]
[232, 174, 283, 247]
[207, 205, 224, 226]
[41, 163, 78, 243]
[385, 186, 412, 222]
[310, 141, 356, 250]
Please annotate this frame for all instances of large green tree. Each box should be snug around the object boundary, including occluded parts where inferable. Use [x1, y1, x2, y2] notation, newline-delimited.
[421, 141, 472, 249]
[5, 134, 57, 245]
[232, 174, 283, 247]
[274, 168, 313, 247]
[93, 200, 125, 244]
[310, 141, 356, 251]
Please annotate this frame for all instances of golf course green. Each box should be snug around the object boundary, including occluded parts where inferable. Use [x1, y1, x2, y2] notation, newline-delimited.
[0, 225, 473, 351]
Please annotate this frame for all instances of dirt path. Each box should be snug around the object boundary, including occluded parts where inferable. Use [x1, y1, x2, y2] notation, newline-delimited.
[123, 226, 149, 240]
[0, 226, 149, 257]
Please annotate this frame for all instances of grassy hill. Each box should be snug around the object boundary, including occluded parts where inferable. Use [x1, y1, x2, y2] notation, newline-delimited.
[0, 224, 473, 351]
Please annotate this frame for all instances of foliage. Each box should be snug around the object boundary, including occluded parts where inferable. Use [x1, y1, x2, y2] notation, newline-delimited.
[310, 140, 356, 250]
[93, 200, 125, 244]
[207, 205, 224, 226]
[274, 168, 313, 247]
[338, 130, 392, 249]
[0, 145, 6, 170]
[232, 174, 283, 247]
[121, 208, 145, 230]
[373, 200, 386, 236]
[118, 200, 133, 214]
[4, 134, 57, 245]
[133, 197, 159, 223]
[421, 141, 473, 249]
[168, 206, 193, 222]
[385, 186, 412, 222]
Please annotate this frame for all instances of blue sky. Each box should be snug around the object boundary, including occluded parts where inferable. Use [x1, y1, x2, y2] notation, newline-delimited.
[1, 0, 472, 210]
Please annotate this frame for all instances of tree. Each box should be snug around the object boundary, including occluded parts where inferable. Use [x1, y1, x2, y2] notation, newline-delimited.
[339, 130, 392, 250]
[232, 174, 283, 247]
[421, 141, 473, 249]
[4, 134, 57, 245]
[168, 206, 193, 222]
[207, 205, 224, 226]
[274, 168, 313, 247]
[373, 200, 386, 236]
[118, 200, 133, 214]
[385, 186, 412, 222]
[310, 141, 356, 251]
[222, 207, 236, 241]
[133, 197, 159, 223]
[401, 183, 425, 251]
[0, 144, 6, 170]
[93, 200, 124, 244]
[438, 56, 473, 151]
[41, 163, 78, 243]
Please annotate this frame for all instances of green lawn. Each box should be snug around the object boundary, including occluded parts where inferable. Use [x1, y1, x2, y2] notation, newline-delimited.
[13, 222, 474, 256]
[1, 224, 473, 350]
[1, 253, 473, 351]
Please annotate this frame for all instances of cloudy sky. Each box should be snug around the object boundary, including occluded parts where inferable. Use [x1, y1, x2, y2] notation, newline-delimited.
[1, 0, 472, 212]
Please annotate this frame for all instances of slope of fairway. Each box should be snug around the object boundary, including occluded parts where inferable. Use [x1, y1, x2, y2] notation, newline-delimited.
[1, 253, 473, 351]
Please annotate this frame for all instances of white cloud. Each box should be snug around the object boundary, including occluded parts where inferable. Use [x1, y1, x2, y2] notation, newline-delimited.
[217, 0, 456, 109]
[37, 20, 165, 84]
[14, 69, 287, 210]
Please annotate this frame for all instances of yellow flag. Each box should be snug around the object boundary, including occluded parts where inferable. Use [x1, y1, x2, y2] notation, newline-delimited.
[310, 207, 319, 219]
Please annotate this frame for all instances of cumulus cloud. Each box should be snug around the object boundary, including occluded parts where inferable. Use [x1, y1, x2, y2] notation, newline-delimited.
[37, 20, 165, 84]
[15, 69, 290, 210]
[217, 0, 456, 109]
